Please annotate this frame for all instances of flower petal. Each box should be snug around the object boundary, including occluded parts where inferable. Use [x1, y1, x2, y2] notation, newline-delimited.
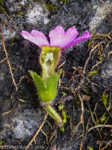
[49, 26, 65, 47]
[20, 30, 49, 47]
[65, 30, 92, 48]
[49, 26, 78, 48]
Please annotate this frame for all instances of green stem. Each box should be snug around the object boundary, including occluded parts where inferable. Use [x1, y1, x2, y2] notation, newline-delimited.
[43, 104, 63, 127]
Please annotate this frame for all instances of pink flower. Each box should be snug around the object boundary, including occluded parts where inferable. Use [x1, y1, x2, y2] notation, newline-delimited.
[20, 25, 92, 50]
[21, 26, 92, 82]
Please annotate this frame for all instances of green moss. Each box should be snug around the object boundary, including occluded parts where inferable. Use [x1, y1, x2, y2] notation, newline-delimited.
[0, 0, 3, 5]
[59, 0, 68, 3]
[45, 3, 57, 12]
[18, 10, 23, 15]
[18, 142, 21, 145]
[102, 94, 108, 106]
[58, 103, 64, 111]
[83, 88, 89, 94]
[18, 90, 23, 94]
[0, 6, 5, 11]
[88, 70, 98, 77]
[88, 147, 94, 150]
[42, 0, 68, 12]
[100, 114, 108, 123]
[10, 37, 16, 43]
[0, 141, 2, 145]
[25, 5, 30, 9]
[88, 29, 95, 49]
[62, 92, 67, 96]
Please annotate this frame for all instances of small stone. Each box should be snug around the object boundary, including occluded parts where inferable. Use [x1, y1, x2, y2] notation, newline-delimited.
[44, 17, 50, 25]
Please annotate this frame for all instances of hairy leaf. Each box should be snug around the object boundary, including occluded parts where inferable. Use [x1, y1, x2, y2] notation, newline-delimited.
[29, 70, 62, 102]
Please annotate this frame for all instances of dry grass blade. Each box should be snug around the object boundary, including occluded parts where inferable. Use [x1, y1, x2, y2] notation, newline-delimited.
[87, 125, 112, 133]
[1, 31, 18, 91]
[72, 92, 85, 138]
[40, 129, 48, 144]
[0, 145, 16, 150]
[25, 113, 48, 150]
[91, 60, 103, 71]
[83, 41, 104, 74]
[3, 11, 19, 30]
[107, 51, 112, 59]
[74, 41, 104, 94]
[2, 109, 13, 115]
[0, 18, 12, 31]
[78, 92, 84, 133]
[100, 0, 112, 19]
[0, 57, 7, 63]
[58, 61, 66, 68]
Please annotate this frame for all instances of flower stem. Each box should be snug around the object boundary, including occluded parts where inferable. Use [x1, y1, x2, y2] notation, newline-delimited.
[43, 104, 64, 127]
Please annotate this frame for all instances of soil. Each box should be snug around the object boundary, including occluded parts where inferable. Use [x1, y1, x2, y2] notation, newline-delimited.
[0, 0, 112, 150]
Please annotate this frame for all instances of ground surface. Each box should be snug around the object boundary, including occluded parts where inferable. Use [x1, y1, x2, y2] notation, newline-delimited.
[0, 0, 112, 150]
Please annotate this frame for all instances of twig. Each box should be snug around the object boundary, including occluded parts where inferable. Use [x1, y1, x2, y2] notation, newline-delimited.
[25, 113, 48, 150]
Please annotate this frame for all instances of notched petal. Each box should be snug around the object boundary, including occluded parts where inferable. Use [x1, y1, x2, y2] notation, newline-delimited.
[61, 26, 78, 48]
[65, 30, 92, 48]
[20, 30, 49, 47]
[49, 26, 79, 48]
[49, 26, 65, 47]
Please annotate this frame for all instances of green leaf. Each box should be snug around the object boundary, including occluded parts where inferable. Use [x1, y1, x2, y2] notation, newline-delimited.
[29, 70, 62, 102]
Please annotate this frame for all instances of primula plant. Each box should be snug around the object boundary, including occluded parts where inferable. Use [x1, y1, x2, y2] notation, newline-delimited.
[21, 26, 92, 131]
